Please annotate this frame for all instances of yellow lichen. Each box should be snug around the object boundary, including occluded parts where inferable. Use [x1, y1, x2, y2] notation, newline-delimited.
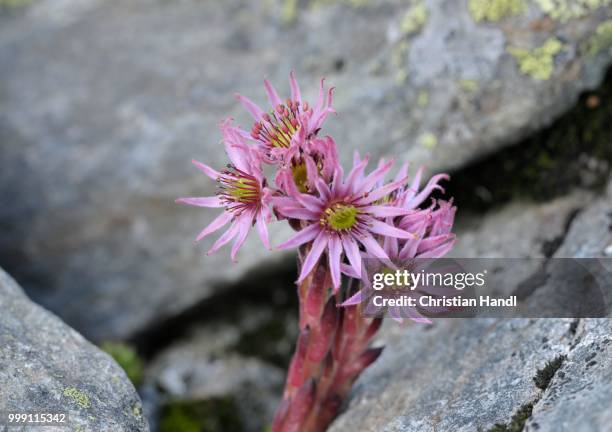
[585, 20, 612, 55]
[400, 1, 428, 35]
[391, 40, 409, 68]
[417, 90, 429, 107]
[468, 0, 525, 22]
[458, 79, 479, 92]
[535, 0, 612, 22]
[508, 38, 564, 81]
[63, 387, 91, 409]
[395, 69, 408, 84]
[281, 0, 298, 23]
[419, 132, 438, 148]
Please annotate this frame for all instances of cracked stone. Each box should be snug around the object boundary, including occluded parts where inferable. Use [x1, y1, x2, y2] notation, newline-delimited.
[2, 0, 612, 341]
[0, 267, 148, 432]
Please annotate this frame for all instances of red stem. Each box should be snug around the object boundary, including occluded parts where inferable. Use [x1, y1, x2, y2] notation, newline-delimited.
[272, 251, 383, 432]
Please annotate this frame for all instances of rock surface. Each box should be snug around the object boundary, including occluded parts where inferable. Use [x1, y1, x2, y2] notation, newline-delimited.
[330, 182, 612, 431]
[329, 318, 611, 432]
[2, 0, 612, 341]
[0, 267, 148, 432]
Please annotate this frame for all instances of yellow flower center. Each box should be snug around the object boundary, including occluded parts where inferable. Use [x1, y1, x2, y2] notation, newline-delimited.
[228, 177, 260, 203]
[322, 203, 358, 231]
[292, 162, 309, 193]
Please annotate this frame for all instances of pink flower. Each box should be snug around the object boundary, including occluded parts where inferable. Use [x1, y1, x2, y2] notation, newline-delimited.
[236, 72, 335, 163]
[274, 157, 416, 290]
[176, 121, 271, 261]
[340, 174, 457, 323]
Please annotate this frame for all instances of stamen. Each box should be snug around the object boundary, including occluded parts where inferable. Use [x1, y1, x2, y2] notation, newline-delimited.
[321, 203, 358, 231]
[250, 99, 302, 152]
[217, 165, 261, 216]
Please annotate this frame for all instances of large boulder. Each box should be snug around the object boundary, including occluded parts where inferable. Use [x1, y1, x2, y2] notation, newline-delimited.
[2, 0, 612, 341]
[330, 180, 612, 431]
[329, 318, 611, 432]
[0, 267, 149, 432]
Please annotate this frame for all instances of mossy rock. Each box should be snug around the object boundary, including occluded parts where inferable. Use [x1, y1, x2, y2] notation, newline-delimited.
[443, 66, 612, 212]
[159, 397, 243, 432]
[101, 342, 145, 387]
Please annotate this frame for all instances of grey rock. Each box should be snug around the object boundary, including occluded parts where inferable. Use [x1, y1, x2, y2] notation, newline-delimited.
[0, 267, 148, 432]
[524, 319, 612, 432]
[142, 304, 293, 432]
[331, 185, 612, 431]
[329, 318, 611, 432]
[2, 0, 612, 341]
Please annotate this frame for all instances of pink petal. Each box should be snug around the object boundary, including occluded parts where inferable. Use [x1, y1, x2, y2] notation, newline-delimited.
[359, 235, 390, 261]
[314, 177, 332, 202]
[398, 218, 428, 260]
[340, 290, 363, 307]
[195, 211, 232, 242]
[416, 233, 454, 254]
[235, 93, 264, 121]
[206, 220, 240, 255]
[395, 161, 409, 183]
[369, 219, 414, 239]
[297, 231, 328, 282]
[280, 170, 323, 212]
[416, 238, 455, 259]
[230, 217, 252, 262]
[264, 79, 282, 108]
[277, 207, 319, 220]
[289, 71, 302, 104]
[358, 159, 394, 193]
[341, 236, 362, 279]
[277, 223, 321, 249]
[361, 205, 412, 217]
[344, 155, 370, 195]
[176, 196, 222, 208]
[192, 160, 220, 180]
[405, 174, 449, 209]
[256, 213, 270, 249]
[383, 233, 398, 259]
[331, 166, 344, 197]
[328, 235, 342, 289]
[305, 155, 319, 191]
[358, 176, 408, 205]
[340, 263, 361, 279]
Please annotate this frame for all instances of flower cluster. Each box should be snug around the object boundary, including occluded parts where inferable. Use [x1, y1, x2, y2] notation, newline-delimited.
[177, 73, 456, 432]
[178, 73, 454, 287]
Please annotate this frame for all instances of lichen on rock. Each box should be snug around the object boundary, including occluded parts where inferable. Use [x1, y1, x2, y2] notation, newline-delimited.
[508, 38, 564, 80]
[535, 0, 612, 22]
[63, 387, 92, 409]
[468, 0, 525, 22]
[585, 20, 612, 55]
[400, 0, 428, 35]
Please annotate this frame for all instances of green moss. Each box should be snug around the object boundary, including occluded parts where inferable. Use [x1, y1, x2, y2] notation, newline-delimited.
[159, 398, 243, 432]
[584, 20, 612, 55]
[508, 38, 564, 81]
[400, 1, 428, 35]
[488, 403, 534, 432]
[468, 0, 525, 22]
[534, 355, 566, 389]
[101, 342, 145, 387]
[441, 66, 612, 212]
[231, 311, 295, 367]
[535, 0, 612, 22]
[63, 387, 91, 409]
